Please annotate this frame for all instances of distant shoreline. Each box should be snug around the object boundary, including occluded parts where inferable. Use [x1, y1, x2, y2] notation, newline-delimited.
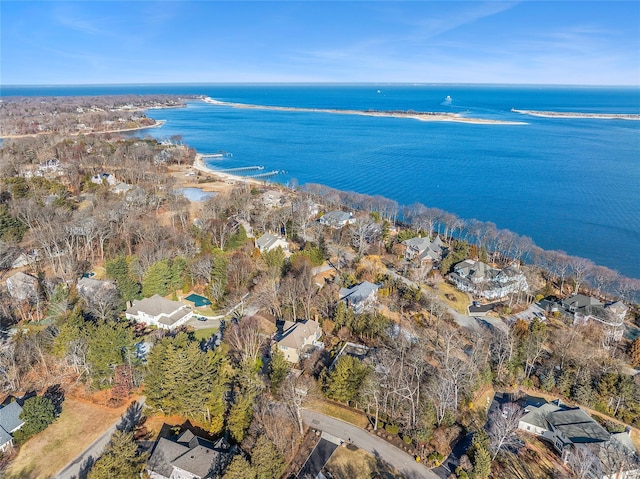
[511, 108, 640, 120]
[202, 97, 527, 125]
[0, 119, 166, 139]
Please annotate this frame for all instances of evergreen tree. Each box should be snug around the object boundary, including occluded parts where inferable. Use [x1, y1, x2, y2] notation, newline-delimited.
[326, 355, 369, 403]
[223, 455, 255, 479]
[14, 396, 56, 443]
[252, 435, 285, 479]
[142, 259, 172, 297]
[88, 431, 147, 479]
[268, 348, 289, 393]
[105, 255, 140, 303]
[473, 446, 492, 479]
[87, 320, 135, 389]
[227, 393, 254, 442]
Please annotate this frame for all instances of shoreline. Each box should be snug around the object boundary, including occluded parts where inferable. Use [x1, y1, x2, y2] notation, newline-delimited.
[202, 97, 527, 125]
[511, 108, 640, 120]
[0, 119, 166, 140]
[193, 154, 262, 186]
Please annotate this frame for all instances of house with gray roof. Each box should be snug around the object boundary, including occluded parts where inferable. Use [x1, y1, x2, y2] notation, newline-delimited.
[559, 294, 627, 340]
[125, 295, 193, 330]
[518, 398, 639, 478]
[147, 428, 236, 479]
[402, 235, 444, 263]
[275, 319, 322, 363]
[339, 281, 380, 314]
[255, 233, 289, 254]
[0, 400, 25, 452]
[76, 277, 116, 299]
[90, 172, 117, 186]
[448, 259, 527, 300]
[319, 210, 355, 229]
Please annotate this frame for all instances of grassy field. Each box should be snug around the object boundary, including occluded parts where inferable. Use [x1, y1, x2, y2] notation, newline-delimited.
[306, 399, 369, 428]
[435, 282, 470, 314]
[5, 398, 131, 479]
[324, 447, 399, 479]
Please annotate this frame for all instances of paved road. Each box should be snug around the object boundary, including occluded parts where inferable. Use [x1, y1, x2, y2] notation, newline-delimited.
[302, 409, 439, 479]
[54, 399, 145, 479]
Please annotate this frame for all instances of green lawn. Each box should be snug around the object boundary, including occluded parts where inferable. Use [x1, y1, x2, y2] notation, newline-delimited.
[192, 327, 219, 341]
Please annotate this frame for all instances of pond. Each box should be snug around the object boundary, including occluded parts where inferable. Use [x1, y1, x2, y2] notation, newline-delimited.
[180, 187, 216, 202]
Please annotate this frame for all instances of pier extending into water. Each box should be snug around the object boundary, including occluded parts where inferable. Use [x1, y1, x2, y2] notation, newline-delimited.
[248, 170, 283, 178]
[200, 151, 233, 158]
[215, 165, 264, 173]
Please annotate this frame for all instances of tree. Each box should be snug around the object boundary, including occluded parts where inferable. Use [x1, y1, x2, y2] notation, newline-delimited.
[473, 446, 492, 479]
[252, 435, 285, 479]
[86, 320, 135, 389]
[268, 348, 289, 393]
[326, 355, 369, 404]
[487, 402, 523, 460]
[88, 430, 147, 479]
[142, 259, 172, 297]
[15, 396, 56, 442]
[223, 455, 255, 479]
[227, 393, 254, 442]
[630, 337, 640, 368]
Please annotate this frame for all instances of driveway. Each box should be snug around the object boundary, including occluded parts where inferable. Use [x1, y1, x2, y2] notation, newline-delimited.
[54, 400, 145, 479]
[302, 410, 439, 479]
[297, 432, 340, 478]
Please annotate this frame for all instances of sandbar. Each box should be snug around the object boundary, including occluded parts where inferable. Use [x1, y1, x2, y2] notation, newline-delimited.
[202, 97, 527, 125]
[512, 109, 640, 120]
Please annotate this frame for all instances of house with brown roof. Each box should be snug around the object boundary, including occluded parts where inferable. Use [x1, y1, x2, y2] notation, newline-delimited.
[275, 320, 322, 363]
[125, 295, 193, 330]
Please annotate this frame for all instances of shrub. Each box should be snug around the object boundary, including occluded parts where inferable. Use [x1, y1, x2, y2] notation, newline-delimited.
[403, 435, 412, 445]
[384, 424, 399, 435]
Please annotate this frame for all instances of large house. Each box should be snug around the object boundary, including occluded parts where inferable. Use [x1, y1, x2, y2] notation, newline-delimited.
[518, 398, 639, 479]
[76, 277, 116, 299]
[538, 294, 627, 341]
[319, 211, 355, 229]
[125, 295, 193, 330]
[147, 428, 236, 479]
[275, 320, 322, 363]
[339, 281, 380, 314]
[401, 235, 444, 263]
[90, 172, 117, 186]
[0, 400, 25, 452]
[448, 259, 528, 300]
[255, 233, 289, 254]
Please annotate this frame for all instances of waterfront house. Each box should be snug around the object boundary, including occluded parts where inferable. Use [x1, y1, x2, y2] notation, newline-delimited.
[559, 294, 627, 341]
[275, 320, 322, 363]
[146, 428, 236, 479]
[518, 398, 639, 478]
[256, 233, 289, 254]
[448, 259, 527, 300]
[0, 400, 24, 452]
[339, 281, 380, 314]
[401, 235, 444, 263]
[125, 295, 193, 330]
[319, 210, 355, 229]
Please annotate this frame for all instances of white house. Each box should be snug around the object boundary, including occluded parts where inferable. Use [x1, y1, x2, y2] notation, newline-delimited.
[0, 401, 25, 452]
[339, 281, 380, 314]
[275, 320, 322, 363]
[319, 211, 356, 229]
[255, 233, 289, 254]
[90, 173, 117, 186]
[448, 259, 528, 300]
[125, 295, 193, 330]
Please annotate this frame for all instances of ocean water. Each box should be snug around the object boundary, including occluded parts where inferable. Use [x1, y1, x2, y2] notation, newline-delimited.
[3, 84, 639, 278]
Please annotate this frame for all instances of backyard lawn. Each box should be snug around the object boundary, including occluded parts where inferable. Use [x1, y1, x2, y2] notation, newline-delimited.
[306, 399, 369, 428]
[5, 397, 132, 479]
[192, 327, 219, 341]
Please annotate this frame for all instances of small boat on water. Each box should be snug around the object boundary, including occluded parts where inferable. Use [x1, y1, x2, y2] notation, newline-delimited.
[445, 95, 452, 102]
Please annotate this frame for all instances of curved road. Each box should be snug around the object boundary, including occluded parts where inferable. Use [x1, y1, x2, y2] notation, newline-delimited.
[302, 409, 439, 479]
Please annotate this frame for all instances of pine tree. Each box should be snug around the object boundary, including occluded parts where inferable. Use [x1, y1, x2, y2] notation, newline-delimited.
[227, 393, 254, 442]
[473, 446, 492, 479]
[252, 435, 285, 479]
[14, 396, 56, 443]
[268, 348, 289, 393]
[142, 259, 172, 297]
[326, 355, 369, 403]
[88, 431, 146, 479]
[86, 320, 135, 389]
[223, 455, 255, 479]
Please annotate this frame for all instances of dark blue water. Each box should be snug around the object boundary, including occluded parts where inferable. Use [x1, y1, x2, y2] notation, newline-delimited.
[3, 84, 639, 278]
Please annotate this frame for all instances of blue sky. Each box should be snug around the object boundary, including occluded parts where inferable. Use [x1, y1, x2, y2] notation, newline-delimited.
[1, 1, 638, 85]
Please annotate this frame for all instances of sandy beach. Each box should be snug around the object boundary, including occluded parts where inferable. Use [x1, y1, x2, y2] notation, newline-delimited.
[511, 109, 640, 120]
[202, 97, 527, 125]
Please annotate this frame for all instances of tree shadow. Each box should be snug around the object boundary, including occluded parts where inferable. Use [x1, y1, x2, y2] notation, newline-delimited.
[116, 400, 143, 433]
[44, 383, 65, 416]
[77, 455, 95, 479]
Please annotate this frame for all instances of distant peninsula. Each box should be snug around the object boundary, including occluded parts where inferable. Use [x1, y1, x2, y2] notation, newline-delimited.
[203, 97, 527, 125]
[512, 108, 640, 120]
